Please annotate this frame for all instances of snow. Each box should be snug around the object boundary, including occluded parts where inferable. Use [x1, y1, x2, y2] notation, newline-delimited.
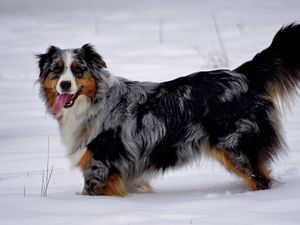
[1, 0, 300, 224]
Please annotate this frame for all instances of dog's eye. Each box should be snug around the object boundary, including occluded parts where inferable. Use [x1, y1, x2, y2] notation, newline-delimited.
[74, 68, 83, 74]
[50, 66, 61, 75]
[73, 68, 85, 78]
[49, 67, 61, 79]
[53, 68, 61, 74]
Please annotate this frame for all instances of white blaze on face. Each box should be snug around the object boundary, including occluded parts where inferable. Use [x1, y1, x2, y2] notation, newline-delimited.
[56, 51, 78, 95]
[52, 50, 80, 114]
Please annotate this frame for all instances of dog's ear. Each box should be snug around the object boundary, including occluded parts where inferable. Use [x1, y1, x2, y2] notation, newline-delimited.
[36, 46, 60, 78]
[80, 44, 107, 69]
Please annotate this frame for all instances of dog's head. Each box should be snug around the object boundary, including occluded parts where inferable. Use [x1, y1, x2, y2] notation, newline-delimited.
[37, 44, 107, 116]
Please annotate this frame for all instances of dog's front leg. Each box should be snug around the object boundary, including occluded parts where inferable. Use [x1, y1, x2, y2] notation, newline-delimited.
[81, 158, 127, 197]
[82, 159, 109, 196]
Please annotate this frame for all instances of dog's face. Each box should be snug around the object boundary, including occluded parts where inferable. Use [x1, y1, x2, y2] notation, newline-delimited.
[37, 44, 106, 116]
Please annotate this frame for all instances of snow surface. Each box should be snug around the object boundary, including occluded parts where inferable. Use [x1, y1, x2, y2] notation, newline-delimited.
[1, 0, 300, 224]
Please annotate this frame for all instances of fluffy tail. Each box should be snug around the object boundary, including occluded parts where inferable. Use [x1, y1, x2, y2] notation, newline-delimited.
[235, 23, 300, 106]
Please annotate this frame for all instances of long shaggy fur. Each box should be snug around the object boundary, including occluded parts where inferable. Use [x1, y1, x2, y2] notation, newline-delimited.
[37, 24, 300, 196]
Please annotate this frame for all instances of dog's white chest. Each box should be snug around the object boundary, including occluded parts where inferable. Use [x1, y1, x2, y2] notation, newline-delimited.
[59, 95, 90, 165]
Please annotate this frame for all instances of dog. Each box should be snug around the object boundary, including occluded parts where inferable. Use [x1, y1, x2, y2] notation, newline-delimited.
[37, 24, 300, 196]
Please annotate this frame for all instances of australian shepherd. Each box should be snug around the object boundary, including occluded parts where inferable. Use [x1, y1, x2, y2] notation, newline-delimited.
[37, 24, 300, 196]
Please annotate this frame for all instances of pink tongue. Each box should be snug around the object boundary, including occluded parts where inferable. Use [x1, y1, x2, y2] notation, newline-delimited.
[52, 94, 73, 114]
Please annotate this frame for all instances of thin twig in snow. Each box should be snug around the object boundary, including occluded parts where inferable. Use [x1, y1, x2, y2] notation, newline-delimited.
[211, 11, 229, 67]
[41, 136, 54, 197]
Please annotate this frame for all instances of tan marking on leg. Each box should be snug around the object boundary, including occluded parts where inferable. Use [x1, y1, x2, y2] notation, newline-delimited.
[101, 174, 128, 197]
[211, 148, 259, 191]
[257, 161, 273, 182]
[77, 150, 93, 171]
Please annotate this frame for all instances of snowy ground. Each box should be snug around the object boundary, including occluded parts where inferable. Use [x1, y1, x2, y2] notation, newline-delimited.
[1, 0, 300, 224]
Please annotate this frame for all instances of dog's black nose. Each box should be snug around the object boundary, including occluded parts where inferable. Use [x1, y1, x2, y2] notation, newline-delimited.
[60, 80, 72, 91]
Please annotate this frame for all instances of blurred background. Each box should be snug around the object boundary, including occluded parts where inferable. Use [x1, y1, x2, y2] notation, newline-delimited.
[1, 0, 299, 82]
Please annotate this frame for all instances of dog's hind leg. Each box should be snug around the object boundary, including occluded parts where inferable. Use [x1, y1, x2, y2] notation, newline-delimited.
[208, 104, 283, 191]
[211, 147, 272, 191]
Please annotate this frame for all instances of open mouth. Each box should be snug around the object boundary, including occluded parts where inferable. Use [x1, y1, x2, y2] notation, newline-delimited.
[52, 91, 80, 114]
